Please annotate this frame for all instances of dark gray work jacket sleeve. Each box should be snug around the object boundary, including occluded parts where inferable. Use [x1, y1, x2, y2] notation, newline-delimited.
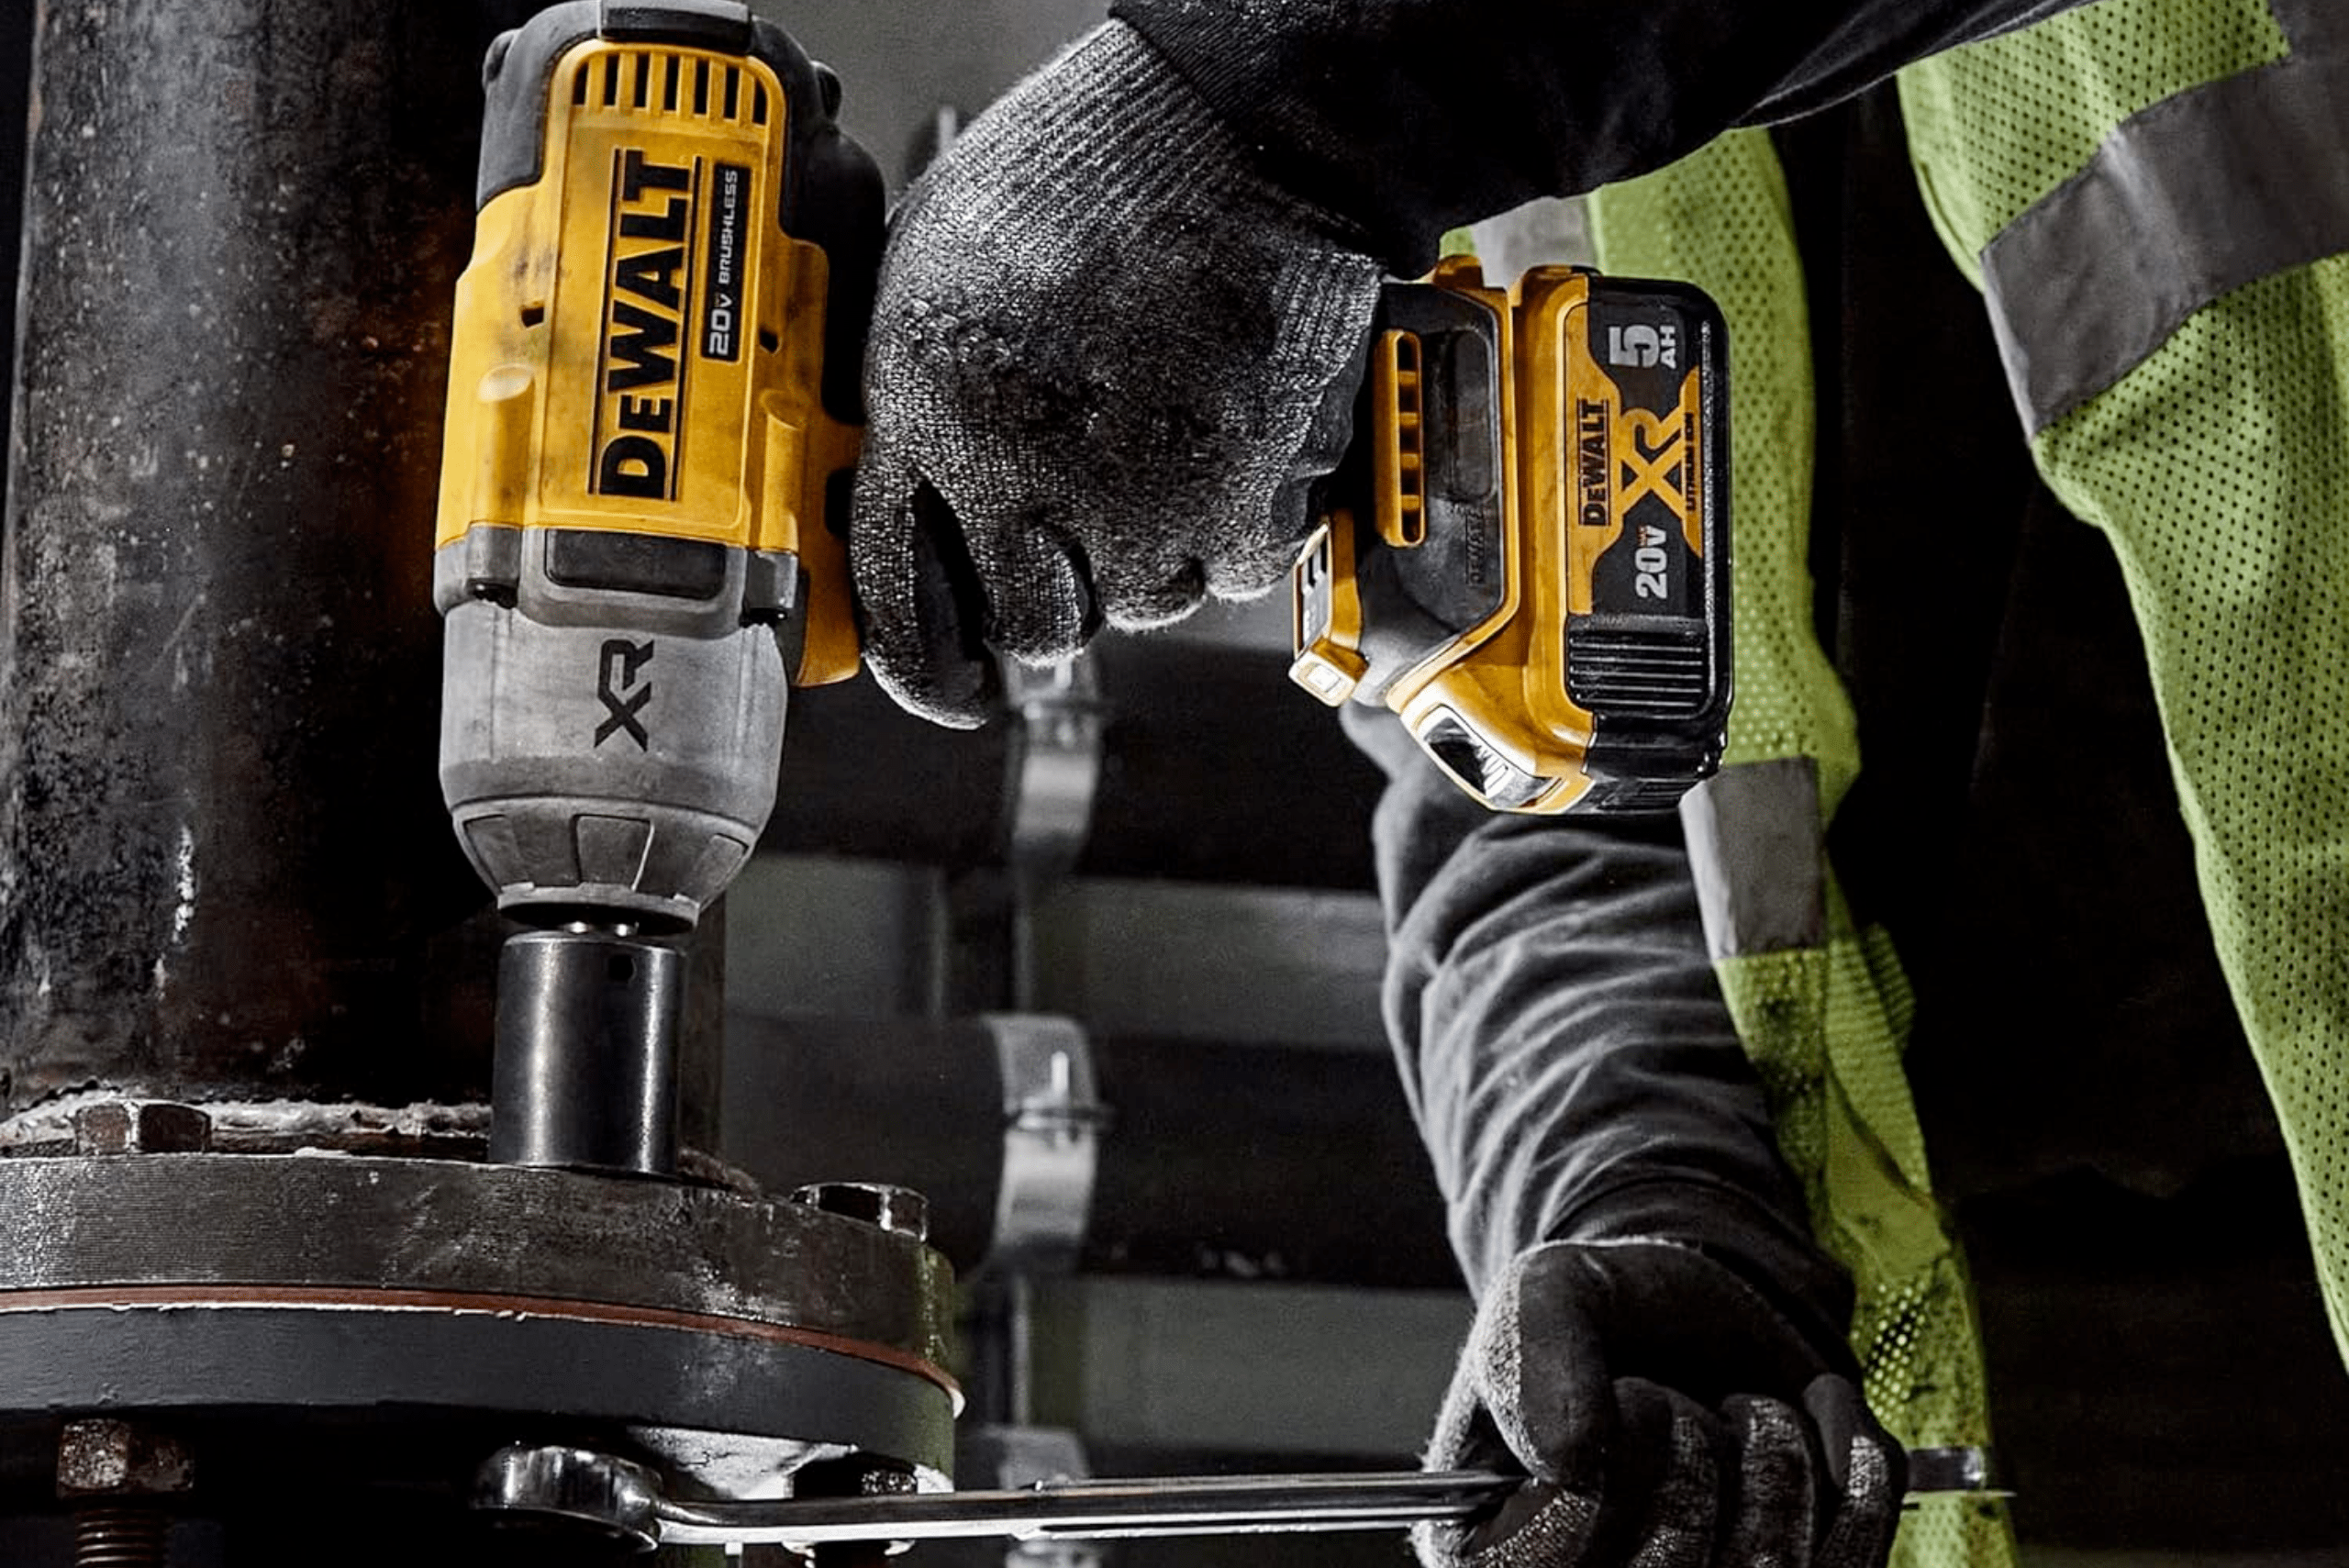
[1342, 708, 1850, 1346]
[1110, 0, 2087, 271]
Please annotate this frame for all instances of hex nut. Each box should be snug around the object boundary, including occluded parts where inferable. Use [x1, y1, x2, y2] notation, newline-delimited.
[793, 1452, 919, 1499]
[70, 1101, 213, 1156]
[793, 1451, 920, 1567]
[56, 1419, 195, 1498]
[788, 1182, 930, 1242]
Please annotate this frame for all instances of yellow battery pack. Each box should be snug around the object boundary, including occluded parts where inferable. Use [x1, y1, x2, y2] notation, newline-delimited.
[1291, 257, 1731, 815]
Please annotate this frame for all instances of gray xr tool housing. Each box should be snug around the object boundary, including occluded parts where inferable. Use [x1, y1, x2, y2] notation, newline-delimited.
[437, 527, 801, 930]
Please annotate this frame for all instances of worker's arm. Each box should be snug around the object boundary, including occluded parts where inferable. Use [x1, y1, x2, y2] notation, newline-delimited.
[850, 0, 2084, 723]
[1348, 714, 1823, 1309]
[1346, 708, 1901, 1566]
[1114, 0, 2081, 275]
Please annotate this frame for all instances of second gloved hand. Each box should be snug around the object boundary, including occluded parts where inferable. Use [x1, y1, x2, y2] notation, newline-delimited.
[1420, 1240, 1906, 1568]
[850, 20, 1382, 727]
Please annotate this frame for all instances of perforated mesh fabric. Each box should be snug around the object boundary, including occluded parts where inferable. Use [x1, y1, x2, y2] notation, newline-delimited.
[1588, 132, 2015, 1568]
[1898, 0, 2349, 1370]
[2030, 256, 2349, 1354]
[1898, 0, 2288, 284]
[1722, 914, 2015, 1568]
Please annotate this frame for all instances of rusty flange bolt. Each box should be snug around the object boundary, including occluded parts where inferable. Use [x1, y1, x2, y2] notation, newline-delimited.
[56, 1418, 195, 1498]
[69, 1101, 213, 1157]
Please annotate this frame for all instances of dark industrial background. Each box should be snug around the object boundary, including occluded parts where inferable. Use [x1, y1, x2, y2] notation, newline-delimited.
[3, 0, 2345, 1562]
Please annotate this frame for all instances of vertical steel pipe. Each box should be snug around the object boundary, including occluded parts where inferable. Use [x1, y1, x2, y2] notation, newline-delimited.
[1, 0, 542, 1108]
[1, 0, 28, 442]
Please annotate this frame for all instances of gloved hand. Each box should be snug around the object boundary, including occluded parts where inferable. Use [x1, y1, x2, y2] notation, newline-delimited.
[850, 20, 1383, 727]
[1419, 1240, 1905, 1568]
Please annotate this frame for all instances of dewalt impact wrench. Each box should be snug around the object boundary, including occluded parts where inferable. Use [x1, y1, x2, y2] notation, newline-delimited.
[1292, 256, 1732, 815]
[434, 0, 879, 1172]
[429, 30, 1996, 1512]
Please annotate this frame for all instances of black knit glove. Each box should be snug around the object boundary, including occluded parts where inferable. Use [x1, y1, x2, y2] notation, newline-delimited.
[849, 20, 1381, 727]
[1420, 1240, 1904, 1568]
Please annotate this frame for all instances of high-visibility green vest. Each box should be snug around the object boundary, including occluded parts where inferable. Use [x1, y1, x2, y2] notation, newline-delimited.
[1901, 0, 2349, 1362]
[1589, 131, 2018, 1568]
[1587, 3, 2349, 1563]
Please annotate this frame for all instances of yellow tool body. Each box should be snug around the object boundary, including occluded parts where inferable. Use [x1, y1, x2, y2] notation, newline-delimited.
[437, 13, 866, 682]
[433, 1, 880, 929]
[1292, 258, 1731, 814]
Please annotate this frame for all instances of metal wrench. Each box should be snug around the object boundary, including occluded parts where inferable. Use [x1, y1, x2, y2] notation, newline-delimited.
[478, 1444, 1999, 1551]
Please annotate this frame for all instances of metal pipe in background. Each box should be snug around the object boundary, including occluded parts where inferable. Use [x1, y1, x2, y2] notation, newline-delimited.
[759, 638, 1389, 893]
[1, 0, 557, 1110]
[723, 1013, 1459, 1290]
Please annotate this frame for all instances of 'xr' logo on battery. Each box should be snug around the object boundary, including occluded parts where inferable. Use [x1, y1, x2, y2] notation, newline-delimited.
[596, 639, 653, 749]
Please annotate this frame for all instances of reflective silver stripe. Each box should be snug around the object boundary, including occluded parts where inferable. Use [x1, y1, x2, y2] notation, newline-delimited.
[1983, 0, 2349, 434]
[1677, 757, 1825, 961]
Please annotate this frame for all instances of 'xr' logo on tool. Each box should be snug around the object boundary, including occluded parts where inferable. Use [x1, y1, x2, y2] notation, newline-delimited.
[596, 639, 653, 749]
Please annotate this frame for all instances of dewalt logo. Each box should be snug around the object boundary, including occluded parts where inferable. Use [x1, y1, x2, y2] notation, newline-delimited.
[593, 149, 696, 500]
[1575, 398, 1611, 528]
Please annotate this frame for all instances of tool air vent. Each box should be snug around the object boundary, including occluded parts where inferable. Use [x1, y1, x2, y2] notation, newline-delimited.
[573, 50, 771, 125]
